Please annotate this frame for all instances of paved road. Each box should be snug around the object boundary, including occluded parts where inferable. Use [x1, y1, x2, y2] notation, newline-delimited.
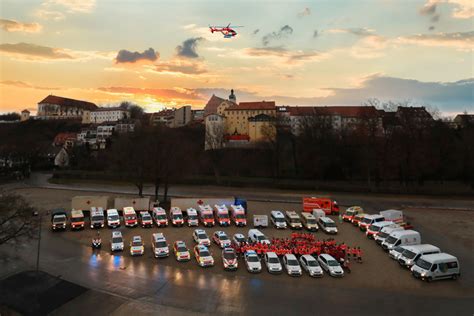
[22, 173, 474, 211]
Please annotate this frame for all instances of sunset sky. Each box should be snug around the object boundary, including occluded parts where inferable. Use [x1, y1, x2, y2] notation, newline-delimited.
[0, 0, 472, 115]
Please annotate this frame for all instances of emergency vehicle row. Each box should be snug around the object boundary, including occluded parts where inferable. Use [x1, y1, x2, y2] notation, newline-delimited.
[267, 210, 338, 234]
[106, 229, 343, 278]
[51, 204, 247, 231]
[342, 206, 461, 282]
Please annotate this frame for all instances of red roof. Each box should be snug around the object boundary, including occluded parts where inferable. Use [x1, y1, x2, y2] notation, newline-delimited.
[288, 107, 317, 116]
[54, 132, 77, 145]
[226, 101, 276, 111]
[39, 95, 97, 111]
[204, 95, 226, 116]
[151, 109, 175, 117]
[313, 106, 380, 117]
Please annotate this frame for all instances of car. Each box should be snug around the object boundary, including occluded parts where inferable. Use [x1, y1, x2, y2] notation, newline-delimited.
[222, 247, 238, 270]
[213, 231, 231, 248]
[318, 217, 338, 234]
[194, 245, 214, 267]
[244, 250, 262, 273]
[318, 254, 344, 277]
[193, 229, 211, 246]
[248, 229, 271, 245]
[232, 233, 246, 247]
[110, 231, 124, 252]
[186, 208, 199, 227]
[170, 207, 184, 227]
[151, 233, 169, 258]
[300, 254, 323, 277]
[264, 252, 283, 274]
[130, 236, 144, 256]
[106, 209, 120, 228]
[283, 254, 302, 276]
[173, 240, 191, 262]
[140, 211, 153, 228]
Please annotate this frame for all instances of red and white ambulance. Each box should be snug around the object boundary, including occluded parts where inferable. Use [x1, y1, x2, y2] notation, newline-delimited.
[123, 207, 138, 227]
[198, 205, 215, 227]
[230, 204, 247, 227]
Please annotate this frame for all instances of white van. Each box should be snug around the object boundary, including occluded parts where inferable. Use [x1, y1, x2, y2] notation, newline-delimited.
[270, 211, 287, 229]
[411, 253, 460, 282]
[312, 209, 326, 220]
[106, 209, 120, 228]
[301, 212, 318, 232]
[248, 229, 270, 244]
[186, 208, 199, 227]
[318, 217, 337, 234]
[389, 245, 408, 260]
[382, 230, 421, 251]
[151, 233, 169, 258]
[375, 225, 403, 245]
[398, 244, 441, 268]
[359, 214, 384, 231]
[366, 221, 398, 239]
[111, 231, 124, 252]
[152, 207, 168, 227]
[285, 211, 303, 230]
[90, 207, 105, 229]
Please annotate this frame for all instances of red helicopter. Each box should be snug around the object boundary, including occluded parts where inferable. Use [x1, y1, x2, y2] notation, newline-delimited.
[209, 23, 243, 38]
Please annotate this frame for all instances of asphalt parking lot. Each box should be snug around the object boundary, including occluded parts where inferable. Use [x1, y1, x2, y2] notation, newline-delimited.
[1, 187, 473, 315]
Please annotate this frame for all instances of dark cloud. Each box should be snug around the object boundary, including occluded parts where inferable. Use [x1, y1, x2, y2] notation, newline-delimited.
[297, 8, 311, 18]
[115, 47, 158, 63]
[154, 60, 207, 75]
[0, 42, 73, 59]
[431, 14, 440, 22]
[176, 37, 204, 59]
[419, 3, 437, 15]
[253, 29, 260, 35]
[313, 30, 319, 38]
[262, 25, 293, 46]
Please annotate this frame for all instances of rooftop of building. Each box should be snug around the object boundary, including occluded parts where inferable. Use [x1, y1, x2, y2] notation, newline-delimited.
[38, 95, 97, 110]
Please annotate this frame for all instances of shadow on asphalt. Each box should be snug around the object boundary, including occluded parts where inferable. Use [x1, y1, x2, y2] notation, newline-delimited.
[0, 270, 87, 316]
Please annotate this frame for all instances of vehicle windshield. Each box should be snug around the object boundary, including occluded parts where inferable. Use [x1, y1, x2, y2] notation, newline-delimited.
[268, 257, 280, 264]
[247, 255, 259, 262]
[132, 241, 142, 247]
[394, 246, 405, 253]
[275, 217, 285, 223]
[142, 214, 151, 220]
[307, 260, 318, 267]
[218, 214, 229, 219]
[112, 237, 122, 243]
[200, 250, 210, 257]
[108, 215, 119, 221]
[403, 250, 417, 259]
[173, 214, 183, 220]
[177, 246, 187, 252]
[378, 232, 388, 238]
[385, 236, 397, 244]
[325, 222, 336, 227]
[198, 233, 208, 240]
[307, 219, 317, 224]
[91, 215, 103, 222]
[223, 252, 236, 260]
[53, 216, 66, 222]
[236, 236, 245, 242]
[369, 224, 380, 232]
[257, 235, 267, 241]
[157, 214, 166, 220]
[362, 218, 372, 224]
[328, 260, 340, 267]
[415, 258, 432, 270]
[155, 241, 167, 248]
[203, 214, 213, 219]
[289, 218, 300, 223]
[125, 215, 136, 220]
[345, 210, 355, 216]
[236, 214, 245, 219]
[219, 235, 229, 240]
[188, 215, 198, 220]
[288, 259, 298, 266]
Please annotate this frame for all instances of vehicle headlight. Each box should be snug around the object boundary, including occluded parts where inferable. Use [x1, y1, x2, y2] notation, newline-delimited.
[421, 272, 426, 277]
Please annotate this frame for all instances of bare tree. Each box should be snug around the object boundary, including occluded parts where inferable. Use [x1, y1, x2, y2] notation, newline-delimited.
[0, 191, 37, 245]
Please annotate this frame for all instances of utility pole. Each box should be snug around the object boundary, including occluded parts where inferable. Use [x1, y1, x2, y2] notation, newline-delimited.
[36, 214, 42, 273]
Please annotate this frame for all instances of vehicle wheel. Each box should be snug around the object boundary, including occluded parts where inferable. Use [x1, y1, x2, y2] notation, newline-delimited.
[452, 274, 458, 280]
[427, 277, 432, 282]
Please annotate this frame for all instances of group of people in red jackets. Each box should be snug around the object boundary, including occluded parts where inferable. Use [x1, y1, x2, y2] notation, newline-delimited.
[233, 232, 363, 263]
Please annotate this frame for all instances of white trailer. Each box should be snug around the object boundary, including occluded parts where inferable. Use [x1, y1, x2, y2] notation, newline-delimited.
[71, 196, 110, 211]
[253, 215, 268, 228]
[114, 197, 151, 211]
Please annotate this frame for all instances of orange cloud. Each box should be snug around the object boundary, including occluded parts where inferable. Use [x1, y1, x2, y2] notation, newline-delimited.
[0, 19, 42, 33]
